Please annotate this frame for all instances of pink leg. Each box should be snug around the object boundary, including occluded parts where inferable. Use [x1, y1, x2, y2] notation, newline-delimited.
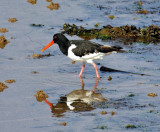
[92, 62, 100, 78]
[79, 63, 85, 77]
[92, 77, 100, 92]
[79, 76, 85, 90]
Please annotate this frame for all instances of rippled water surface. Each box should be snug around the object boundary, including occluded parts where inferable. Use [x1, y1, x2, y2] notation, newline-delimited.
[0, 0, 160, 131]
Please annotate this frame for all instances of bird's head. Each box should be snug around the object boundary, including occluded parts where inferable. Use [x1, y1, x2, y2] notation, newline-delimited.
[41, 33, 68, 52]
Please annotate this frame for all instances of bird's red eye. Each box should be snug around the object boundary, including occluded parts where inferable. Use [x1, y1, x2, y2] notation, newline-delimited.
[54, 36, 57, 39]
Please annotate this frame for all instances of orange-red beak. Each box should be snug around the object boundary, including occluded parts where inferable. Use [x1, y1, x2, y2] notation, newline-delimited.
[41, 40, 54, 52]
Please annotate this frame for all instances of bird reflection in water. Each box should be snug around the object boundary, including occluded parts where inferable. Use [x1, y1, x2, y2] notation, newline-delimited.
[35, 77, 106, 117]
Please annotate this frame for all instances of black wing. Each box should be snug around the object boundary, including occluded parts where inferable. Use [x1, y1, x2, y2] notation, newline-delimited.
[70, 40, 102, 57]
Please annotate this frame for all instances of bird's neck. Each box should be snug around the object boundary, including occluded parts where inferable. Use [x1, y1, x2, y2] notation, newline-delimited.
[58, 40, 71, 56]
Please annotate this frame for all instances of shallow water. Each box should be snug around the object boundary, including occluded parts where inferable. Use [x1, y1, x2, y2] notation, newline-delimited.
[0, 0, 160, 131]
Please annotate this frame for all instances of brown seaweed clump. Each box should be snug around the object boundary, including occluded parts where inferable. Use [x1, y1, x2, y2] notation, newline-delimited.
[47, 2, 60, 10]
[100, 111, 107, 115]
[72, 61, 76, 64]
[31, 71, 39, 74]
[147, 93, 158, 97]
[0, 35, 10, 49]
[108, 15, 115, 19]
[32, 54, 44, 59]
[110, 111, 116, 116]
[34, 90, 49, 102]
[5, 80, 16, 84]
[136, 10, 148, 14]
[63, 24, 100, 40]
[59, 122, 67, 126]
[46, 0, 52, 2]
[32, 53, 52, 59]
[8, 18, 18, 23]
[0, 28, 8, 33]
[27, 0, 37, 4]
[138, 2, 143, 5]
[62, 23, 160, 43]
[0, 82, 8, 92]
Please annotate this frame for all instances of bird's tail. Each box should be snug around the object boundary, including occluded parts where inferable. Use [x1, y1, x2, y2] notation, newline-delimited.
[100, 45, 124, 53]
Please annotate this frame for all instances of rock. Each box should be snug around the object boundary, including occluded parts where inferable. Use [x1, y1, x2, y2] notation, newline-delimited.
[125, 124, 136, 128]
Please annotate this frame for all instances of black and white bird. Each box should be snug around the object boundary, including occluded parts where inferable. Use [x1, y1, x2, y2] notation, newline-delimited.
[41, 33, 122, 78]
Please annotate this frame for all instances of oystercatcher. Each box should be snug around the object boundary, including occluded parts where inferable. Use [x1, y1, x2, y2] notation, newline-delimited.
[41, 33, 122, 78]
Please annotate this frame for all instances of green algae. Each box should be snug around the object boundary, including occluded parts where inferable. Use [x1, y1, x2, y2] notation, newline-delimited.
[62, 23, 160, 43]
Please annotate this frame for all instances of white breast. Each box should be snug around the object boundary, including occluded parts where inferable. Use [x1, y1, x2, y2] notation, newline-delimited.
[68, 44, 105, 63]
[68, 44, 84, 62]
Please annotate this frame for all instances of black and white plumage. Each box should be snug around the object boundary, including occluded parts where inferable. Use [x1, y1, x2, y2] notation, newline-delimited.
[41, 33, 123, 78]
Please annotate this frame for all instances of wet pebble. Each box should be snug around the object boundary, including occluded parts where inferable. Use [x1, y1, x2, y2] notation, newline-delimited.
[94, 23, 100, 27]
[108, 76, 112, 81]
[149, 109, 155, 113]
[128, 94, 135, 97]
[125, 124, 136, 129]
[30, 24, 44, 27]
[8, 58, 14, 60]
